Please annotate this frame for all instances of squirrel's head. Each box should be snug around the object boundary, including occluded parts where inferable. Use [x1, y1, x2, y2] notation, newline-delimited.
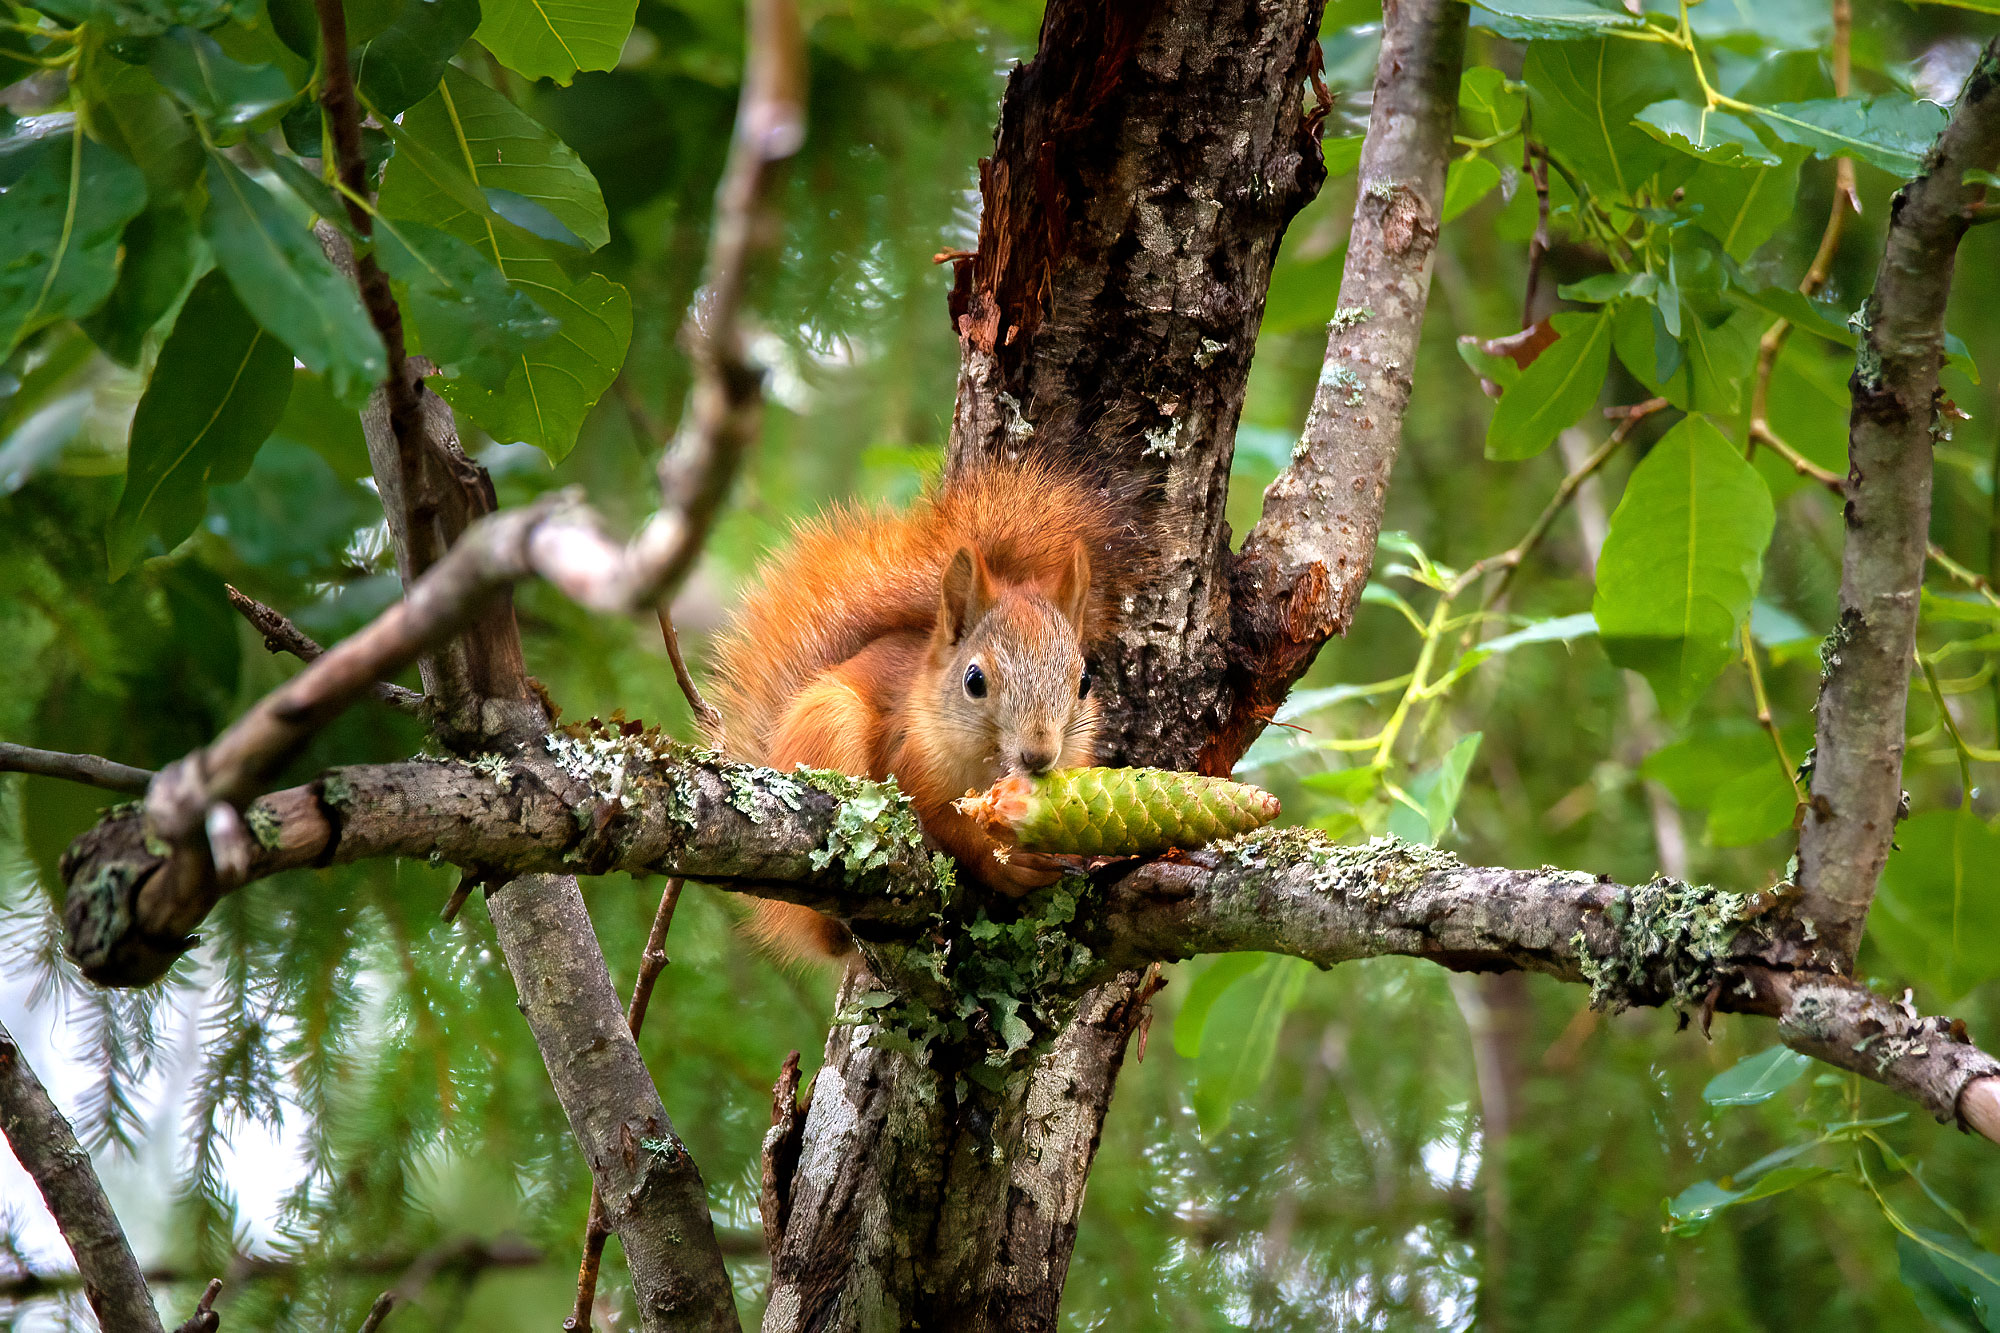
[923, 542, 1097, 787]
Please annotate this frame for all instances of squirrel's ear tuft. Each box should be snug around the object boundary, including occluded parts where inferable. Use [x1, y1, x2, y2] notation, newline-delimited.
[1053, 540, 1091, 633]
[940, 545, 996, 643]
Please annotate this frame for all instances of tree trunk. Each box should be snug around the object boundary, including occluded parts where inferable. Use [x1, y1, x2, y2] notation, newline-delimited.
[765, 0, 1329, 1325]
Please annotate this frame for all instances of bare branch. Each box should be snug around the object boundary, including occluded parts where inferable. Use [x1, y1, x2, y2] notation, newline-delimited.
[0, 1019, 165, 1333]
[225, 585, 426, 714]
[1796, 36, 2000, 960]
[172, 1278, 221, 1333]
[0, 742, 151, 794]
[356, 1293, 394, 1333]
[658, 609, 721, 735]
[1212, 0, 1468, 772]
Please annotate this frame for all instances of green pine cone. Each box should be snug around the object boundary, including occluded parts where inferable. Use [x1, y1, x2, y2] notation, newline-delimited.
[956, 766, 1281, 856]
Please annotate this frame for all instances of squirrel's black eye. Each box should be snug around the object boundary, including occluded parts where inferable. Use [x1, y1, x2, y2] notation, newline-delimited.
[1078, 669, 1093, 700]
[963, 663, 987, 699]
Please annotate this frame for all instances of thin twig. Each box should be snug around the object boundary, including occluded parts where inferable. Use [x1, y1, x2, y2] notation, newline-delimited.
[310, 0, 428, 506]
[565, 877, 686, 1333]
[1741, 619, 1804, 802]
[658, 608, 722, 734]
[0, 742, 152, 794]
[1929, 541, 2000, 608]
[1451, 398, 1668, 605]
[171, 1278, 222, 1333]
[225, 586, 426, 714]
[1747, 0, 1855, 466]
[0, 1021, 165, 1333]
[1520, 133, 1550, 329]
[356, 1292, 394, 1333]
[1748, 421, 1846, 495]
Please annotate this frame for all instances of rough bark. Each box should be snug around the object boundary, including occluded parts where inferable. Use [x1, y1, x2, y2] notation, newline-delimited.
[944, 0, 1329, 771]
[1220, 0, 1468, 772]
[1796, 37, 2000, 961]
[0, 1020, 166, 1333]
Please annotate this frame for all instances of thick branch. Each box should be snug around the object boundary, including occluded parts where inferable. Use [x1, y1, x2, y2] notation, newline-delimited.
[0, 742, 151, 794]
[1214, 0, 1468, 772]
[0, 1020, 165, 1333]
[1797, 38, 2000, 960]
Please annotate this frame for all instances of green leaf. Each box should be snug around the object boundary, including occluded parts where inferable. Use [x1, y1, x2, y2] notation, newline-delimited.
[201, 152, 385, 404]
[77, 56, 204, 201]
[1171, 953, 1263, 1059]
[1897, 1229, 2000, 1333]
[1559, 271, 1657, 304]
[1642, 0, 1831, 45]
[1181, 954, 1311, 1137]
[1612, 298, 1757, 414]
[1747, 96, 1949, 180]
[1703, 1045, 1810, 1107]
[275, 368, 370, 479]
[1593, 416, 1775, 718]
[145, 25, 296, 140]
[1635, 100, 1781, 166]
[0, 130, 148, 358]
[1470, 0, 1647, 42]
[77, 202, 199, 366]
[1704, 762, 1798, 847]
[483, 186, 588, 249]
[353, 0, 480, 116]
[107, 270, 293, 577]
[1524, 39, 1686, 198]
[475, 0, 635, 86]
[1443, 155, 1501, 223]
[1665, 1164, 1834, 1236]
[1459, 66, 1523, 140]
[386, 67, 609, 250]
[33, 0, 243, 38]
[1485, 308, 1612, 461]
[1869, 808, 2000, 1004]
[1386, 732, 1482, 845]
[374, 220, 558, 390]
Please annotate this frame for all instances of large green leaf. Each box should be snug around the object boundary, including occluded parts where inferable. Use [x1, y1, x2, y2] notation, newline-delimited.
[475, 0, 635, 86]
[201, 152, 385, 404]
[1748, 96, 1949, 180]
[77, 57, 204, 201]
[1702, 1045, 1810, 1107]
[145, 25, 296, 140]
[1459, 66, 1523, 140]
[33, 0, 244, 37]
[1177, 953, 1312, 1138]
[77, 201, 200, 366]
[0, 130, 148, 358]
[353, 0, 480, 116]
[377, 71, 627, 459]
[1485, 308, 1612, 460]
[1612, 298, 1758, 415]
[1470, 0, 1646, 41]
[1679, 147, 1808, 261]
[1665, 1165, 1835, 1236]
[387, 67, 608, 249]
[374, 220, 558, 390]
[1593, 416, 1775, 718]
[1642, 0, 1830, 45]
[1524, 39, 1686, 198]
[1635, 100, 1781, 166]
[107, 271, 293, 576]
[1870, 808, 2000, 1004]
[1899, 1229, 2000, 1333]
[1386, 732, 1483, 845]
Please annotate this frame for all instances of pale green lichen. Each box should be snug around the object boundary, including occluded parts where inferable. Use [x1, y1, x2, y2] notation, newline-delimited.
[1819, 609, 1860, 680]
[467, 752, 515, 793]
[1213, 828, 1459, 898]
[801, 771, 929, 884]
[1329, 306, 1374, 333]
[1571, 876, 1755, 1013]
[245, 803, 284, 852]
[1142, 420, 1181, 460]
[1320, 363, 1366, 408]
[1194, 337, 1225, 368]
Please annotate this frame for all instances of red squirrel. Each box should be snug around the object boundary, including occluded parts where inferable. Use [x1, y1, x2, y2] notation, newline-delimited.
[709, 459, 1133, 961]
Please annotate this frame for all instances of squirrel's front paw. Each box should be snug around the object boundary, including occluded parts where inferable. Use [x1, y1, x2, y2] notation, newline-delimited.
[985, 848, 1069, 896]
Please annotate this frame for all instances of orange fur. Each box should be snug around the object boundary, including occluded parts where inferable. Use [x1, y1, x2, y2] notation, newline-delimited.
[710, 462, 1135, 963]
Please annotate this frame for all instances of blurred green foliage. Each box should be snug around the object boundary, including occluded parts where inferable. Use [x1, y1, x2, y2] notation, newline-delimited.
[4, 0, 2000, 1327]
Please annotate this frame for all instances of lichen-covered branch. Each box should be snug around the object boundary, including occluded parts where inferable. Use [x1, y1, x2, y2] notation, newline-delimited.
[0, 1020, 165, 1333]
[1095, 830, 2000, 1140]
[1216, 0, 1468, 772]
[1797, 37, 2000, 960]
[64, 740, 944, 987]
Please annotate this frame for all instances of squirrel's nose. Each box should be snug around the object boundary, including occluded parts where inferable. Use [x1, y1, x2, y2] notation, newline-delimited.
[1018, 747, 1057, 775]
